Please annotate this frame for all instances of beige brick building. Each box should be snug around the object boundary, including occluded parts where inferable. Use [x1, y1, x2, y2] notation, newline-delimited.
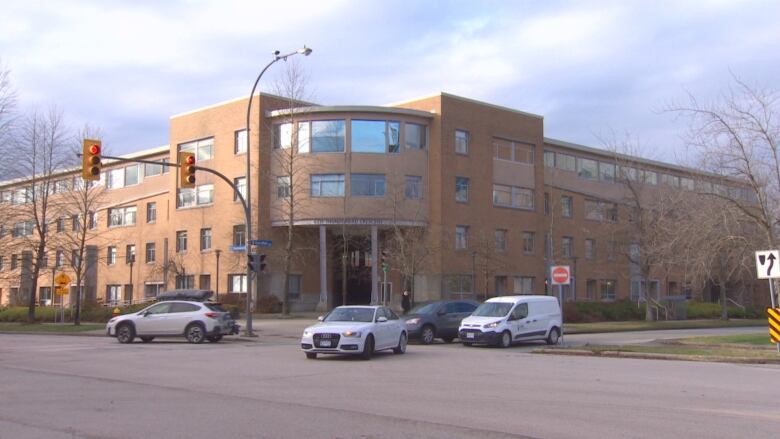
[0, 92, 760, 310]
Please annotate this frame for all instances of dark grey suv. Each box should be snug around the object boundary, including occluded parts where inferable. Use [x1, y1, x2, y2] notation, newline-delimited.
[402, 300, 478, 344]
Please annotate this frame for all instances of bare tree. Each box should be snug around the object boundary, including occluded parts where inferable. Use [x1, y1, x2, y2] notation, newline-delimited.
[0, 58, 17, 148]
[52, 126, 108, 324]
[4, 107, 70, 321]
[270, 60, 313, 314]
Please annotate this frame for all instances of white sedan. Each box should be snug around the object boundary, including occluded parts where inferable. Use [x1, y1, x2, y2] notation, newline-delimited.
[301, 305, 407, 360]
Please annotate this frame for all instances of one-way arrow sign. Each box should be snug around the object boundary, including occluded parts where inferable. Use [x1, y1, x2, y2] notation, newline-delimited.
[756, 250, 780, 279]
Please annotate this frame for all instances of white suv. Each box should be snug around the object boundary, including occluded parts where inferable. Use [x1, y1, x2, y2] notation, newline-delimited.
[106, 300, 238, 344]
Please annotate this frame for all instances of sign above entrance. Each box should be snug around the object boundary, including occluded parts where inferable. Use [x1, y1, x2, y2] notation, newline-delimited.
[550, 266, 571, 285]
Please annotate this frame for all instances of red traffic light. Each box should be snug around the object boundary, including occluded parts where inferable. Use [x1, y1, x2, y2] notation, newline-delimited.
[185, 155, 195, 165]
[89, 144, 101, 155]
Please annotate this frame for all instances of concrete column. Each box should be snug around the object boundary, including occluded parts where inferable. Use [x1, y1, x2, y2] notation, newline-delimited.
[316, 225, 328, 312]
[371, 225, 378, 304]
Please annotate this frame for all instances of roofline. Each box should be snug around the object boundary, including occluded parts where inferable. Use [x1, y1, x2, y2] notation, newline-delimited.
[543, 137, 743, 183]
[0, 145, 170, 188]
[387, 92, 544, 120]
[267, 105, 435, 119]
[170, 92, 319, 119]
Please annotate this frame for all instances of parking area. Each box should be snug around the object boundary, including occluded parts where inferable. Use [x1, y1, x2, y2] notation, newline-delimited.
[1, 331, 779, 439]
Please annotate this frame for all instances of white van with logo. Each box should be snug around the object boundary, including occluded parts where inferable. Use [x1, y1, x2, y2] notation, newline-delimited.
[458, 295, 562, 348]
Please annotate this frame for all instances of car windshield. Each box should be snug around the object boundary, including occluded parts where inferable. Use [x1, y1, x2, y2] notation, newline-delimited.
[472, 302, 513, 317]
[409, 303, 439, 315]
[324, 307, 374, 322]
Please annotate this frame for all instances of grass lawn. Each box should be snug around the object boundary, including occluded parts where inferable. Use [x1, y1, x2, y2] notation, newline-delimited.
[566, 319, 765, 334]
[679, 333, 773, 346]
[0, 322, 104, 333]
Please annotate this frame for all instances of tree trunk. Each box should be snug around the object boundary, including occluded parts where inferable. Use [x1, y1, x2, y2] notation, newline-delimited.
[718, 278, 729, 320]
[282, 224, 294, 315]
[74, 274, 82, 326]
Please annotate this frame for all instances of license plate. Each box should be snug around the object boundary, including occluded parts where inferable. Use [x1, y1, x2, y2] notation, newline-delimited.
[466, 333, 475, 339]
[320, 340, 332, 347]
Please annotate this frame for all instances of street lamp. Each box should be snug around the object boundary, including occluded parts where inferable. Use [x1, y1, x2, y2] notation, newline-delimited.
[243, 45, 312, 336]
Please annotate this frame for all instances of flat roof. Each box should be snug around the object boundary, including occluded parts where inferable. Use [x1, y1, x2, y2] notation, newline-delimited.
[267, 105, 435, 119]
[386, 92, 544, 120]
[170, 92, 319, 119]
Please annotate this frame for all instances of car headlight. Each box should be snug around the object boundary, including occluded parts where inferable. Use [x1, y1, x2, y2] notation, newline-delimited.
[107, 318, 116, 325]
[405, 318, 420, 326]
[302, 330, 312, 337]
[483, 321, 502, 329]
[342, 330, 362, 337]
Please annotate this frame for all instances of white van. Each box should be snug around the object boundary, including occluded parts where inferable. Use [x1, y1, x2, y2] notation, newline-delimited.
[458, 295, 562, 348]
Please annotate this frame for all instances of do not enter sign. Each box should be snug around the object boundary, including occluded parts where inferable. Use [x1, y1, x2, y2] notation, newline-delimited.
[551, 266, 571, 285]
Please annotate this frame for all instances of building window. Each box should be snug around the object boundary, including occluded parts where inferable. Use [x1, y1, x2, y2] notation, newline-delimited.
[177, 184, 214, 208]
[233, 225, 245, 247]
[234, 177, 246, 202]
[493, 184, 534, 210]
[13, 221, 34, 238]
[179, 137, 214, 161]
[297, 121, 310, 153]
[145, 242, 156, 263]
[311, 174, 344, 197]
[143, 160, 166, 177]
[108, 206, 137, 227]
[493, 138, 534, 164]
[681, 177, 694, 190]
[56, 250, 64, 268]
[175, 275, 195, 289]
[277, 176, 290, 199]
[228, 274, 247, 293]
[606, 204, 618, 222]
[513, 276, 534, 295]
[556, 153, 576, 172]
[125, 164, 139, 186]
[288, 274, 302, 299]
[106, 285, 122, 305]
[235, 129, 247, 154]
[544, 192, 550, 216]
[586, 279, 597, 300]
[146, 202, 156, 223]
[562, 237, 573, 258]
[107, 246, 117, 265]
[442, 274, 473, 299]
[200, 228, 212, 251]
[455, 177, 469, 202]
[644, 170, 658, 185]
[585, 239, 595, 260]
[455, 225, 469, 250]
[144, 283, 163, 298]
[495, 276, 508, 295]
[57, 217, 65, 233]
[404, 175, 422, 200]
[351, 120, 400, 153]
[72, 214, 80, 231]
[351, 174, 386, 197]
[607, 240, 616, 261]
[522, 232, 535, 255]
[455, 130, 469, 155]
[544, 151, 555, 167]
[495, 229, 507, 252]
[88, 212, 97, 229]
[310, 120, 345, 152]
[176, 231, 187, 253]
[601, 280, 616, 301]
[620, 166, 639, 182]
[405, 123, 426, 149]
[107, 165, 140, 189]
[11, 254, 18, 270]
[126, 245, 136, 264]
[577, 158, 598, 180]
[0, 256, 3, 271]
[599, 162, 616, 182]
[273, 123, 293, 149]
[561, 196, 573, 218]
[584, 199, 605, 221]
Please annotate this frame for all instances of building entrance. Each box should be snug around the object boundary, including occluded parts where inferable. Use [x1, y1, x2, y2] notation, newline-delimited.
[332, 234, 373, 306]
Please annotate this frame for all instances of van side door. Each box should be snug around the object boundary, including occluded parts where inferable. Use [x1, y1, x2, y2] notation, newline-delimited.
[508, 303, 529, 340]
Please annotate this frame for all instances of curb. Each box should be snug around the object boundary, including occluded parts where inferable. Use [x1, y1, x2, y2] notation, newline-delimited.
[532, 348, 780, 364]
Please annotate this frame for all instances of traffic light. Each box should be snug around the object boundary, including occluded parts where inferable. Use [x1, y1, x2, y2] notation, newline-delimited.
[248, 253, 267, 272]
[381, 249, 390, 272]
[82, 139, 102, 181]
[179, 152, 196, 188]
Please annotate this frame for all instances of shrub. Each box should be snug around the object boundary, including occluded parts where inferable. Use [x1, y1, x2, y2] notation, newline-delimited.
[256, 295, 282, 314]
[561, 300, 644, 323]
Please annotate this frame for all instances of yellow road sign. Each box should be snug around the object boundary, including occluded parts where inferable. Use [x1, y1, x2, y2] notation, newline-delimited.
[768, 308, 780, 344]
[55, 286, 69, 296]
[54, 272, 71, 287]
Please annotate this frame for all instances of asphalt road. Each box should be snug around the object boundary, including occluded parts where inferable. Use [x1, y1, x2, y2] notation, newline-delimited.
[1, 329, 778, 439]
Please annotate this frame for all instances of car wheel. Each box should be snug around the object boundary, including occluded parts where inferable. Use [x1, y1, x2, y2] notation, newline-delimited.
[306, 353, 317, 360]
[207, 335, 223, 343]
[420, 325, 435, 345]
[116, 323, 135, 344]
[393, 333, 407, 354]
[546, 327, 560, 345]
[441, 336, 455, 344]
[185, 323, 206, 344]
[140, 336, 154, 343]
[361, 335, 374, 360]
[499, 331, 512, 348]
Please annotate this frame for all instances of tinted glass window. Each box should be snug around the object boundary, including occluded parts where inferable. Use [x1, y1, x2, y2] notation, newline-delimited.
[324, 307, 374, 322]
[444, 302, 460, 314]
[144, 303, 172, 315]
[376, 308, 388, 320]
[351, 120, 386, 153]
[455, 302, 478, 313]
[385, 308, 399, 320]
[409, 303, 439, 315]
[472, 302, 513, 317]
[205, 303, 227, 312]
[511, 303, 528, 320]
[170, 302, 200, 313]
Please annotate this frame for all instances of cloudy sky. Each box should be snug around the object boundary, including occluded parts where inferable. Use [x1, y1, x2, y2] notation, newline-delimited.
[1, 0, 778, 164]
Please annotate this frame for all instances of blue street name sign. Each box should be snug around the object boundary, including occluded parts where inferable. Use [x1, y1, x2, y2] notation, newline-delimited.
[249, 240, 273, 247]
[230, 245, 246, 252]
